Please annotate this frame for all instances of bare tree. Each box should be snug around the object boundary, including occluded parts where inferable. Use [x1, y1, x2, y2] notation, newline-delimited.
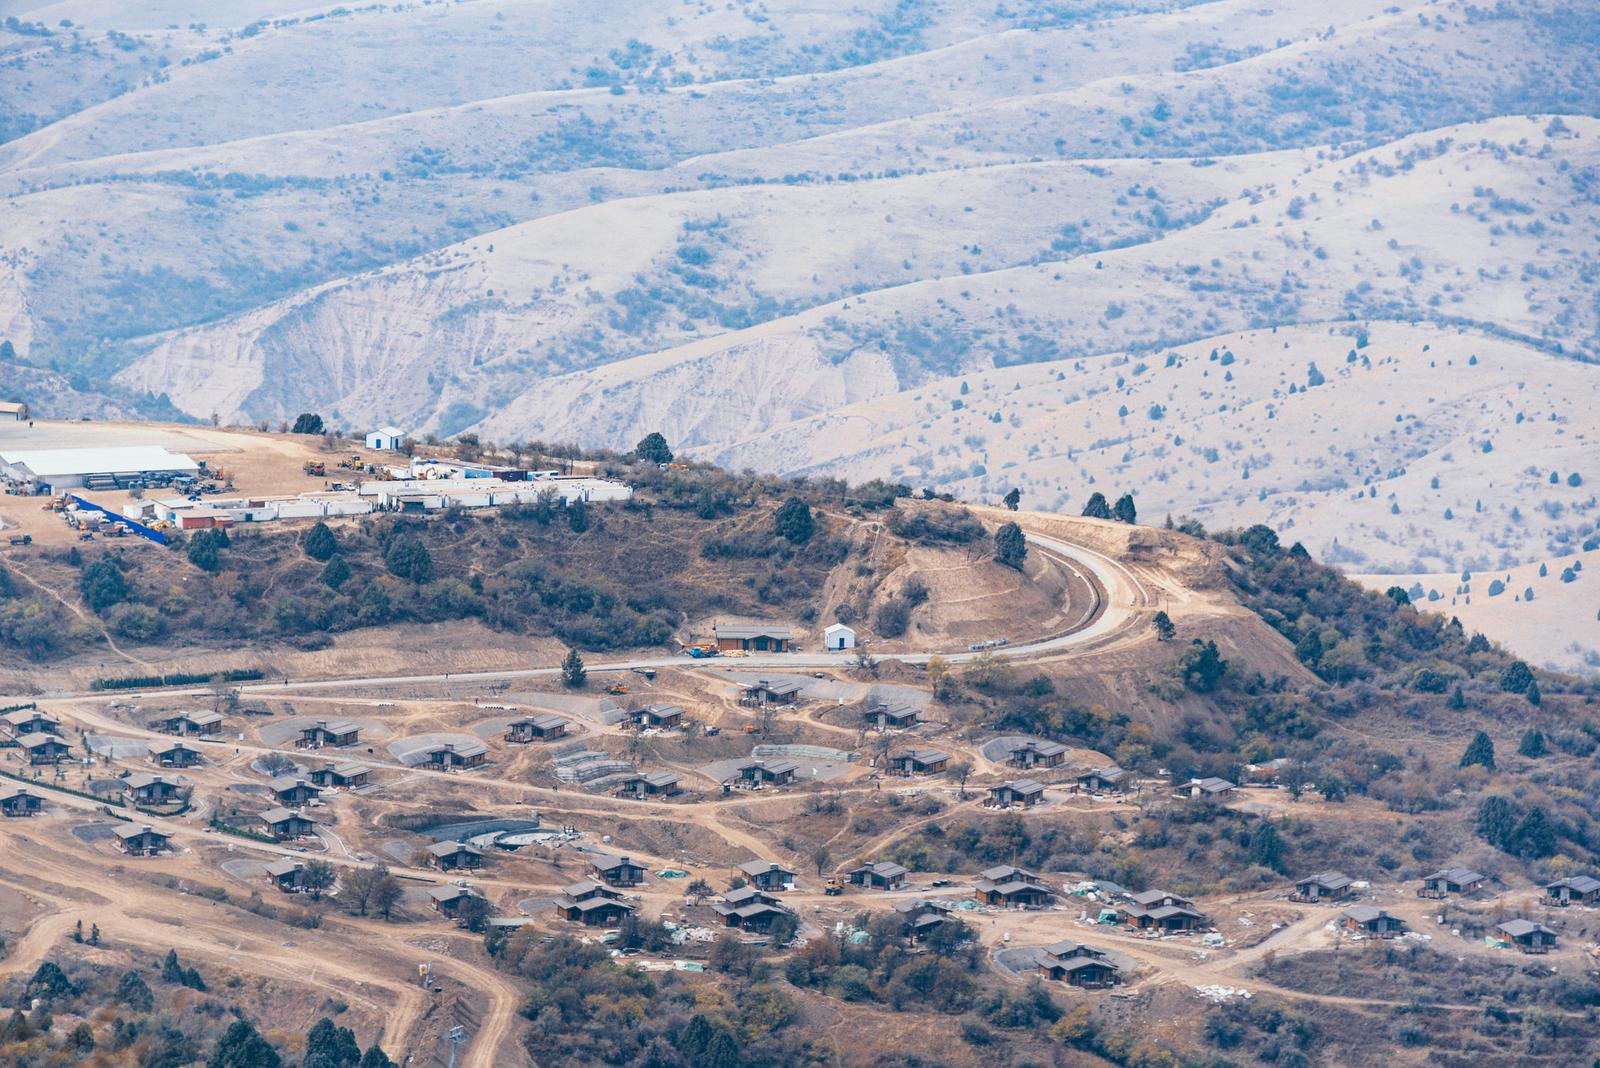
[947, 759, 973, 800]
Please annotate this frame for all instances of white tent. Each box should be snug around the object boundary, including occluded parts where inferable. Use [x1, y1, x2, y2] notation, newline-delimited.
[824, 623, 856, 651]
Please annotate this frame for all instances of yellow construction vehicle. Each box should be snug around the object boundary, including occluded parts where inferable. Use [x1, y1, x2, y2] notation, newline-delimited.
[303, 461, 326, 477]
[824, 876, 843, 896]
[605, 682, 628, 696]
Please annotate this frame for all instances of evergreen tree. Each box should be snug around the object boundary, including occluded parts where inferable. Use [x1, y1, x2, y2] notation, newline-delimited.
[994, 522, 1027, 570]
[1111, 493, 1137, 524]
[321, 555, 351, 590]
[1499, 660, 1534, 693]
[1518, 729, 1545, 758]
[1151, 611, 1176, 642]
[1475, 794, 1518, 851]
[208, 1019, 282, 1068]
[1525, 679, 1541, 706]
[304, 1017, 360, 1068]
[634, 432, 673, 465]
[79, 557, 130, 612]
[1247, 822, 1286, 873]
[26, 961, 77, 1000]
[290, 413, 325, 435]
[358, 1047, 394, 1068]
[1459, 730, 1496, 771]
[116, 970, 154, 1012]
[1448, 685, 1466, 710]
[1002, 488, 1021, 511]
[302, 522, 338, 561]
[560, 648, 587, 689]
[1511, 806, 1556, 858]
[566, 497, 589, 533]
[1081, 492, 1111, 519]
[69, 1021, 95, 1051]
[773, 498, 814, 544]
[383, 537, 432, 583]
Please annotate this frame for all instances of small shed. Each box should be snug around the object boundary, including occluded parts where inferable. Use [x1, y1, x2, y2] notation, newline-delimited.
[824, 623, 856, 651]
[366, 426, 406, 451]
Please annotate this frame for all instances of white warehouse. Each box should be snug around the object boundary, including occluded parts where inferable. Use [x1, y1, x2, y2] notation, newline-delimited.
[0, 446, 199, 491]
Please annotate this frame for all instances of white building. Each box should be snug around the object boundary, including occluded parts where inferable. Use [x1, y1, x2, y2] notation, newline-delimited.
[0, 446, 199, 490]
[824, 623, 856, 651]
[0, 402, 27, 421]
[365, 426, 406, 451]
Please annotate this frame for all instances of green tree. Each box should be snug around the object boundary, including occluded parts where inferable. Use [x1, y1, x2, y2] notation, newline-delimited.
[773, 497, 814, 544]
[291, 413, 325, 435]
[321, 555, 351, 590]
[561, 648, 587, 689]
[358, 1048, 394, 1068]
[302, 859, 336, 900]
[26, 961, 78, 1001]
[1247, 822, 1286, 873]
[1112, 493, 1137, 524]
[384, 537, 432, 583]
[994, 521, 1026, 570]
[302, 522, 338, 561]
[1518, 729, 1546, 758]
[566, 497, 589, 533]
[1511, 806, 1556, 858]
[1384, 586, 1411, 606]
[208, 1018, 282, 1068]
[1459, 730, 1495, 771]
[1151, 611, 1176, 641]
[188, 529, 228, 573]
[305, 1017, 360, 1068]
[1177, 639, 1227, 693]
[1475, 794, 1517, 851]
[634, 432, 673, 465]
[1002, 488, 1021, 511]
[1499, 661, 1534, 693]
[79, 557, 129, 612]
[1525, 679, 1541, 706]
[116, 969, 154, 1012]
[1081, 492, 1111, 519]
[455, 894, 491, 933]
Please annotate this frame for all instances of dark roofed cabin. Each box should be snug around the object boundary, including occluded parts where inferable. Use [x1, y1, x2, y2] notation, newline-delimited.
[270, 778, 320, 805]
[1341, 907, 1405, 938]
[0, 788, 43, 817]
[864, 704, 920, 730]
[156, 711, 224, 737]
[4, 709, 61, 736]
[738, 861, 797, 890]
[20, 734, 71, 765]
[428, 885, 482, 918]
[631, 705, 684, 730]
[425, 741, 488, 769]
[1075, 766, 1131, 794]
[264, 859, 305, 893]
[1008, 740, 1068, 769]
[298, 720, 361, 749]
[149, 741, 201, 768]
[988, 779, 1046, 808]
[308, 762, 370, 788]
[618, 771, 680, 798]
[505, 714, 568, 743]
[1544, 876, 1600, 907]
[259, 808, 316, 841]
[427, 841, 485, 871]
[737, 759, 798, 786]
[1418, 868, 1485, 898]
[741, 679, 804, 706]
[114, 824, 170, 856]
[849, 862, 908, 890]
[1498, 920, 1557, 953]
[1291, 871, 1354, 903]
[1039, 956, 1119, 988]
[890, 749, 950, 776]
[123, 774, 178, 805]
[590, 854, 646, 887]
[557, 896, 633, 926]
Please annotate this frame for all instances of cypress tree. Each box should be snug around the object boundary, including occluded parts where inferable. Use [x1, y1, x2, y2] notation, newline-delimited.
[1459, 730, 1495, 771]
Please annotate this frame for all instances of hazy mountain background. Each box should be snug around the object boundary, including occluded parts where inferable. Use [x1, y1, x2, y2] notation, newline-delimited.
[2, 0, 1597, 669]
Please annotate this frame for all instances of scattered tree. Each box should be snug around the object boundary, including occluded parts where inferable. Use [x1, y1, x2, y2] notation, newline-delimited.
[634, 432, 673, 465]
[291, 413, 325, 435]
[1081, 492, 1111, 519]
[1112, 493, 1137, 524]
[561, 648, 587, 689]
[1151, 611, 1176, 641]
[302, 522, 338, 561]
[773, 497, 815, 544]
[1459, 730, 1496, 771]
[1002, 488, 1021, 511]
[994, 521, 1026, 570]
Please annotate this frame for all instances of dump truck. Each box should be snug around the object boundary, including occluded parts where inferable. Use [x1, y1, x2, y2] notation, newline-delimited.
[684, 643, 719, 659]
[303, 461, 326, 477]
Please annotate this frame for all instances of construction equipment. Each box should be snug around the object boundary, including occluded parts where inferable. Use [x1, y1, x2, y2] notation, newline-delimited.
[684, 643, 719, 659]
[6, 535, 30, 546]
[605, 682, 628, 696]
[824, 877, 843, 896]
[303, 460, 326, 477]
[632, 667, 656, 681]
[743, 724, 759, 734]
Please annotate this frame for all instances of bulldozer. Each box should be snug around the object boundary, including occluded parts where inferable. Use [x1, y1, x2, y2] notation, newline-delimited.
[303, 460, 326, 477]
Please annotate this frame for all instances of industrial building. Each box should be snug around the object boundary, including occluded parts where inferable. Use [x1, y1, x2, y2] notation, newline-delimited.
[1, 446, 199, 491]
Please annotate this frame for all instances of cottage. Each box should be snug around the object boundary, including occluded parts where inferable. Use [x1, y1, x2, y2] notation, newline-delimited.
[1418, 868, 1485, 898]
[824, 623, 856, 651]
[1497, 919, 1557, 954]
[864, 703, 920, 730]
[154, 711, 225, 737]
[590, 853, 646, 887]
[1543, 875, 1600, 907]
[740, 679, 804, 706]
[427, 841, 485, 871]
[298, 720, 361, 749]
[1120, 890, 1207, 932]
[19, 733, 71, 765]
[849, 861, 909, 891]
[428, 884, 482, 918]
[123, 773, 179, 805]
[988, 779, 1047, 808]
[1292, 871, 1354, 903]
[269, 777, 321, 806]
[505, 714, 569, 743]
[617, 771, 681, 798]
[714, 623, 793, 654]
[890, 749, 950, 776]
[1075, 765, 1131, 794]
[0, 787, 43, 817]
[556, 894, 634, 926]
[1341, 906, 1405, 938]
[736, 759, 798, 787]
[365, 426, 407, 451]
[148, 741, 201, 768]
[1006, 739, 1069, 769]
[3, 709, 60, 736]
[113, 824, 170, 856]
[264, 859, 306, 893]
[975, 865, 1054, 908]
[738, 861, 797, 891]
[630, 705, 685, 730]
[259, 807, 316, 841]
[1177, 776, 1236, 800]
[1038, 943, 1118, 987]
[561, 880, 622, 904]
[423, 741, 489, 769]
[894, 899, 958, 940]
[308, 762, 371, 789]
[713, 886, 793, 930]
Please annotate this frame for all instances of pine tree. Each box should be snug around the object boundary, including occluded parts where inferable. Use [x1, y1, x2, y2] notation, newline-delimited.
[1525, 679, 1541, 706]
[1475, 794, 1518, 851]
[321, 555, 351, 590]
[1448, 685, 1466, 710]
[1511, 807, 1556, 858]
[1081, 492, 1111, 519]
[1002, 488, 1021, 511]
[773, 498, 814, 544]
[561, 648, 587, 689]
[358, 1047, 395, 1068]
[1248, 822, 1286, 873]
[302, 522, 338, 561]
[1151, 611, 1176, 642]
[994, 522, 1026, 570]
[634, 432, 673, 465]
[1459, 730, 1496, 771]
[1112, 493, 1137, 524]
[1499, 660, 1534, 693]
[116, 970, 153, 1012]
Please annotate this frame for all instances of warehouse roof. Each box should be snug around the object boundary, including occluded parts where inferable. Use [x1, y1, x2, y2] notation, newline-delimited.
[0, 446, 198, 478]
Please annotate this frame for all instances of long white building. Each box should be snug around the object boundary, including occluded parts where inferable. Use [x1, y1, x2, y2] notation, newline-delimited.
[0, 446, 199, 490]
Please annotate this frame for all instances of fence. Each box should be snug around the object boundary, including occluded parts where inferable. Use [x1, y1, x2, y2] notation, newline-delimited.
[67, 494, 168, 545]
